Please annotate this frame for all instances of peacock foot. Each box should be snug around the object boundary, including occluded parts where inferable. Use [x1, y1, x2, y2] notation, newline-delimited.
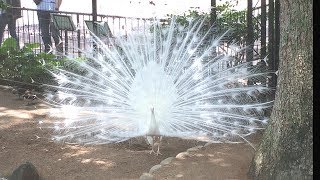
[149, 149, 162, 155]
[155, 150, 162, 156]
[149, 149, 156, 154]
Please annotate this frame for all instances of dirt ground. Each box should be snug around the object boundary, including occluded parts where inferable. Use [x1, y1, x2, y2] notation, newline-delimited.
[0, 86, 262, 180]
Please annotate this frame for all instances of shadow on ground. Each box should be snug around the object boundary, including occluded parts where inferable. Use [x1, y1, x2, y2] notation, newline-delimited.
[0, 87, 201, 179]
[0, 86, 262, 180]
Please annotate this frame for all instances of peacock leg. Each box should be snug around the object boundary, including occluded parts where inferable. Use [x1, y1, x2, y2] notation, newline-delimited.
[149, 136, 156, 154]
[149, 149, 156, 154]
[156, 136, 163, 155]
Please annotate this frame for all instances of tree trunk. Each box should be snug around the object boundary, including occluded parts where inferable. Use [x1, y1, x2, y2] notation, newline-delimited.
[249, 0, 313, 179]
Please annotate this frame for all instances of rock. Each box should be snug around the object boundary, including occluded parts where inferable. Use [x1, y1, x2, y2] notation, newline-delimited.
[12, 87, 27, 98]
[139, 173, 154, 180]
[175, 151, 190, 159]
[204, 142, 213, 147]
[187, 145, 204, 152]
[160, 157, 174, 165]
[149, 164, 162, 174]
[0, 174, 8, 180]
[9, 162, 39, 180]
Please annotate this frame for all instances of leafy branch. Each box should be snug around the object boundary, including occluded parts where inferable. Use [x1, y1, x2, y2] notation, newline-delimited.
[0, 38, 63, 88]
[164, 2, 262, 47]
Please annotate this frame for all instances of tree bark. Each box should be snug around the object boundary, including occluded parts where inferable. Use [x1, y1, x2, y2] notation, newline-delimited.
[249, 0, 313, 179]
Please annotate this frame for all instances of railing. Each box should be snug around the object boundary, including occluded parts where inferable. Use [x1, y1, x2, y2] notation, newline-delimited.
[2, 7, 157, 57]
[1, 6, 266, 61]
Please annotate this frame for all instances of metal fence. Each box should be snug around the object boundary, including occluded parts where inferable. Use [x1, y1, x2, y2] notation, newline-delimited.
[1, 6, 268, 60]
[2, 7, 157, 57]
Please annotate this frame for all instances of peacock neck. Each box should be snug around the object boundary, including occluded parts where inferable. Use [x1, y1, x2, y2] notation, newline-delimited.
[147, 107, 160, 136]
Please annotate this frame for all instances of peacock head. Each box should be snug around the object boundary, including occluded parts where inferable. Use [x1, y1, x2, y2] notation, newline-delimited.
[150, 107, 157, 123]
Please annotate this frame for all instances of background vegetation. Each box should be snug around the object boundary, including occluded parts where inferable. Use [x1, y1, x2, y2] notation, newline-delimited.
[165, 2, 261, 47]
[0, 38, 62, 89]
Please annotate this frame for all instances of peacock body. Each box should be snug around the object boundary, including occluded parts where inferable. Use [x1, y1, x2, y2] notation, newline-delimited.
[44, 17, 273, 149]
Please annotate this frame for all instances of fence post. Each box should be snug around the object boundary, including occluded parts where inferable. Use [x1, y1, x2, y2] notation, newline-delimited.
[210, 0, 216, 26]
[267, 0, 275, 91]
[92, 0, 97, 26]
[246, 0, 254, 61]
[274, 0, 280, 81]
[76, 14, 81, 57]
[246, 0, 254, 85]
[92, 0, 97, 52]
[64, 31, 68, 55]
[260, 0, 267, 59]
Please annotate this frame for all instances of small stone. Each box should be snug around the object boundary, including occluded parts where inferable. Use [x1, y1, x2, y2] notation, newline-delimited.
[160, 157, 174, 165]
[0, 173, 8, 180]
[149, 164, 162, 174]
[139, 173, 154, 180]
[187, 145, 203, 152]
[204, 142, 213, 147]
[9, 162, 39, 180]
[176, 152, 190, 159]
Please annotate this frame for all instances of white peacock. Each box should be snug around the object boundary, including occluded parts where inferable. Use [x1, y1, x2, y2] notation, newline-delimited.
[43, 17, 273, 155]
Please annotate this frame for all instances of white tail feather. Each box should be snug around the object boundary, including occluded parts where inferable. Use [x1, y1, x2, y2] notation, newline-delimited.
[42, 17, 273, 146]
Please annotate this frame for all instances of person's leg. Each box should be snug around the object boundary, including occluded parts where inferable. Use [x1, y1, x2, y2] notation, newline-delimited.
[7, 17, 19, 48]
[37, 11, 52, 53]
[0, 14, 8, 45]
[50, 17, 63, 53]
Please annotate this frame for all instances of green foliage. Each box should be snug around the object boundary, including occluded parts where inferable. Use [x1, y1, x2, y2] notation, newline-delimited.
[0, 1, 9, 10]
[165, 2, 262, 46]
[215, 3, 248, 44]
[0, 38, 65, 87]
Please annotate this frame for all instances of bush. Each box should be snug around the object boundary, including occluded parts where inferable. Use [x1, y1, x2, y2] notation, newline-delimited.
[164, 2, 261, 46]
[0, 38, 64, 90]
